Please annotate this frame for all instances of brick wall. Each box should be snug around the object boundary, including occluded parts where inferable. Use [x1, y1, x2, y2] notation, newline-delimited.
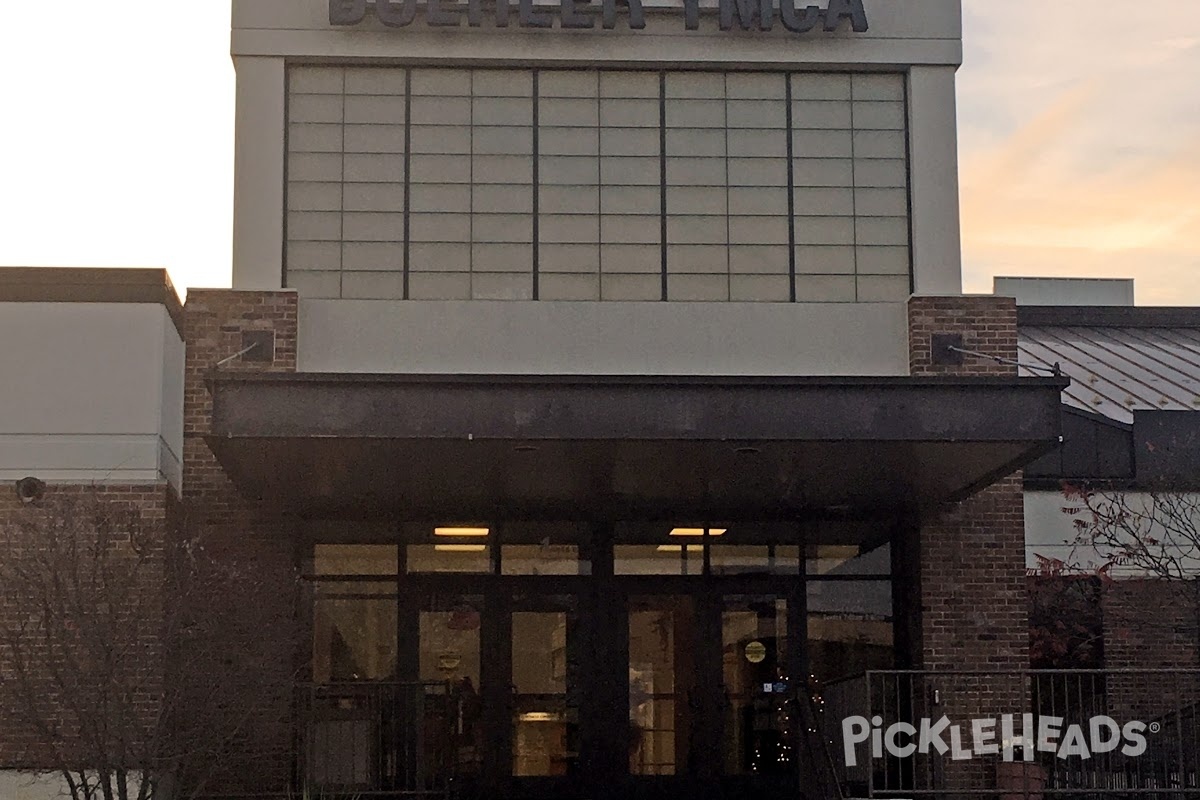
[909, 294, 1018, 377]
[1102, 580, 1200, 723]
[0, 290, 301, 791]
[0, 483, 175, 771]
[178, 290, 302, 795]
[183, 290, 297, 523]
[908, 296, 1027, 792]
[917, 475, 1028, 672]
[907, 295, 1026, 671]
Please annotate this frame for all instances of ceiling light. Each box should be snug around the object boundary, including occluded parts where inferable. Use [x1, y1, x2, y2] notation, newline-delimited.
[435, 544, 488, 553]
[435, 527, 490, 537]
[670, 527, 727, 537]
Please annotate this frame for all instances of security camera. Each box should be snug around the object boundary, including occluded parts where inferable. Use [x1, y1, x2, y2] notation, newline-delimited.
[15, 477, 46, 505]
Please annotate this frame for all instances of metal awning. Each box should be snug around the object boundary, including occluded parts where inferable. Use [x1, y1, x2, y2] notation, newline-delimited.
[205, 373, 1069, 518]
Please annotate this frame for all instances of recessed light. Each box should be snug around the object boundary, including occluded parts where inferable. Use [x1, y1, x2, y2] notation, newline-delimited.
[435, 544, 488, 553]
[670, 527, 727, 537]
[435, 527, 490, 537]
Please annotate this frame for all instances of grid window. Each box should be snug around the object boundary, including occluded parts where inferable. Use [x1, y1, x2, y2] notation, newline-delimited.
[285, 67, 910, 303]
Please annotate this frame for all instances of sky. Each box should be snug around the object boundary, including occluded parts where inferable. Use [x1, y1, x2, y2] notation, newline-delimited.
[0, 1, 1197, 303]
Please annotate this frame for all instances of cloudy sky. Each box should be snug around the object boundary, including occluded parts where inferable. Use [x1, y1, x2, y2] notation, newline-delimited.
[1, 1, 1197, 303]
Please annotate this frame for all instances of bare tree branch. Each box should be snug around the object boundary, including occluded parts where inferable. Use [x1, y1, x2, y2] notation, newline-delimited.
[0, 489, 303, 800]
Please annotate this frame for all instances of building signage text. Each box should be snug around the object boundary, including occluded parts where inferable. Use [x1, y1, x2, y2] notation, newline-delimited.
[330, 0, 868, 33]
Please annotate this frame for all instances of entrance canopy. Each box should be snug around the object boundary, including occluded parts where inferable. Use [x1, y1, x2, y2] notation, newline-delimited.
[206, 374, 1067, 518]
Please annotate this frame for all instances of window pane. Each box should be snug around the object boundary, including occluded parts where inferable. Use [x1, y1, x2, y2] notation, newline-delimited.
[407, 545, 492, 574]
[502, 523, 591, 575]
[722, 595, 791, 776]
[710, 545, 800, 576]
[629, 595, 695, 776]
[615, 545, 704, 576]
[807, 580, 894, 686]
[312, 596, 397, 682]
[707, 524, 802, 575]
[512, 597, 579, 776]
[313, 544, 398, 576]
[419, 597, 482, 686]
[806, 541, 891, 576]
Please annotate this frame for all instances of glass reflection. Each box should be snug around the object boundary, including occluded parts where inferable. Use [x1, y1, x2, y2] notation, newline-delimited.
[807, 580, 894, 685]
[312, 583, 398, 683]
[710, 545, 801, 575]
[418, 599, 482, 684]
[313, 544, 398, 576]
[628, 596, 696, 776]
[615, 544, 704, 576]
[722, 596, 792, 775]
[502, 523, 590, 575]
[512, 596, 578, 777]
[806, 542, 891, 576]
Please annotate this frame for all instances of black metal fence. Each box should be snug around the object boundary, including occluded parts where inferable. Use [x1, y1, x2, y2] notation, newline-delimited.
[821, 670, 1200, 798]
[295, 681, 463, 798]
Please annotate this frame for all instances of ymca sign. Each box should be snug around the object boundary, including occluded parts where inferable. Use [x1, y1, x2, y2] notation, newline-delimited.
[330, 0, 869, 33]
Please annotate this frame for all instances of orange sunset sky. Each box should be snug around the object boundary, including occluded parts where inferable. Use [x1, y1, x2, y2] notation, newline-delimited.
[1, 0, 1197, 303]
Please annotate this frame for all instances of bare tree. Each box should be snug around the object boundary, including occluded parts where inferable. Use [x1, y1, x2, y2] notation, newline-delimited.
[0, 488, 300, 800]
[1060, 485, 1200, 666]
[1064, 488, 1200, 580]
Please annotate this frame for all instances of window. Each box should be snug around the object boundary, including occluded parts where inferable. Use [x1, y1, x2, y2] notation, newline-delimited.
[287, 67, 910, 303]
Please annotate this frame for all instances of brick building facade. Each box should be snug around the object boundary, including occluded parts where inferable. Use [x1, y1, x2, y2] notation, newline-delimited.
[12, 0, 1191, 796]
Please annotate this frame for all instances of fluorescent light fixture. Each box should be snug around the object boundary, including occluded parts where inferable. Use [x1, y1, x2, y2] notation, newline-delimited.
[657, 545, 705, 554]
[435, 544, 488, 553]
[669, 527, 727, 537]
[519, 712, 561, 723]
[435, 527, 490, 538]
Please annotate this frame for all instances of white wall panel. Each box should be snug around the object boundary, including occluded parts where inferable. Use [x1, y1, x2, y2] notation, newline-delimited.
[298, 299, 910, 375]
[0, 304, 182, 490]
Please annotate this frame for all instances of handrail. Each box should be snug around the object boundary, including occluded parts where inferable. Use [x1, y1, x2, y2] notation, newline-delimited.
[799, 681, 848, 800]
[295, 680, 464, 798]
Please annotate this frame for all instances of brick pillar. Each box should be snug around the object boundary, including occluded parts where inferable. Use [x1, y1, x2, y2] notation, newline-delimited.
[183, 289, 298, 519]
[908, 296, 1028, 792]
[180, 290, 301, 795]
[909, 294, 1018, 378]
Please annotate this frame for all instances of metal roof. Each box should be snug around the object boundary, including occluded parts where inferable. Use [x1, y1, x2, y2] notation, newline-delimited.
[1018, 320, 1200, 424]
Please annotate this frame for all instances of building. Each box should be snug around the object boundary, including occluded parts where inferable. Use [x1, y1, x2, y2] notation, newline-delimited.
[12, 0, 1186, 797]
[1016, 281, 1200, 682]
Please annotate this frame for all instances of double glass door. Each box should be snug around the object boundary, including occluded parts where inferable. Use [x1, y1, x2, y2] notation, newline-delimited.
[621, 585, 802, 798]
[308, 527, 895, 799]
[308, 551, 810, 799]
[403, 581, 803, 799]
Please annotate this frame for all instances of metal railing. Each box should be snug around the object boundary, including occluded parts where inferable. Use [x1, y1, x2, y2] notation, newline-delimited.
[295, 681, 464, 798]
[821, 670, 1200, 798]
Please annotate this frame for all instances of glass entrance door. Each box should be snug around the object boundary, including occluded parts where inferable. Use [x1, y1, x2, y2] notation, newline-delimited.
[623, 588, 800, 799]
[719, 593, 798, 795]
[508, 592, 582, 792]
[627, 595, 698, 779]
